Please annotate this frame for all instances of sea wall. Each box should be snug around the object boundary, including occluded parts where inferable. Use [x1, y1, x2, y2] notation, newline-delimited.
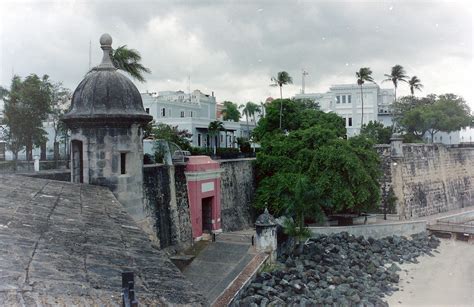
[378, 144, 474, 220]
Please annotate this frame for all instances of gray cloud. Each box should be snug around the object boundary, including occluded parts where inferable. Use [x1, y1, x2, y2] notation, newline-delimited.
[0, 0, 472, 106]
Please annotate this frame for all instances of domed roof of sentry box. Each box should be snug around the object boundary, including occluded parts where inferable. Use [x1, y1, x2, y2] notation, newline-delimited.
[62, 33, 152, 127]
[255, 208, 277, 227]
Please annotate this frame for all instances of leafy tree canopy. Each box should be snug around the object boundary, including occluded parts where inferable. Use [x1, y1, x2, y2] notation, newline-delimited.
[151, 123, 192, 151]
[255, 126, 381, 219]
[252, 98, 341, 141]
[360, 121, 392, 144]
[394, 94, 472, 142]
[222, 101, 240, 122]
[254, 99, 381, 220]
[3, 74, 53, 159]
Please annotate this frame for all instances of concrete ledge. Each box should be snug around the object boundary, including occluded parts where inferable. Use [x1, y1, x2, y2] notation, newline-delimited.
[309, 220, 427, 239]
[215, 253, 268, 307]
[436, 210, 474, 224]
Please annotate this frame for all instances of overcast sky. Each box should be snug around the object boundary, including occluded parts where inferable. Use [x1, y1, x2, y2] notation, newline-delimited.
[1, 0, 472, 107]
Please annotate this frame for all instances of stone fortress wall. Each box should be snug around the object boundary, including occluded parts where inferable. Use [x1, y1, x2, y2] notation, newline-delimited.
[142, 159, 256, 250]
[142, 144, 473, 249]
[377, 143, 474, 220]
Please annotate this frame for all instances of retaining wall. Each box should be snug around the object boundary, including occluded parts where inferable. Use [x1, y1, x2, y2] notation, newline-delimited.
[378, 144, 474, 220]
[309, 221, 427, 239]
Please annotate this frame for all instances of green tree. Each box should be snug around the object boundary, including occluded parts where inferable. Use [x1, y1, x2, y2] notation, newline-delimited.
[208, 120, 224, 154]
[383, 65, 408, 102]
[360, 121, 392, 144]
[255, 125, 381, 219]
[50, 82, 71, 162]
[110, 45, 151, 82]
[408, 76, 423, 96]
[221, 101, 240, 122]
[270, 71, 293, 129]
[356, 67, 375, 127]
[239, 102, 261, 138]
[3, 74, 52, 160]
[151, 123, 192, 150]
[253, 98, 342, 142]
[395, 94, 472, 143]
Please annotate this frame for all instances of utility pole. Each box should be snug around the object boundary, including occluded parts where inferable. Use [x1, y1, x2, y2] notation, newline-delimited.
[301, 69, 309, 94]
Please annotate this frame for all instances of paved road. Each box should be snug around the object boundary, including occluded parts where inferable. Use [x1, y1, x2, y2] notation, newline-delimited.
[183, 236, 255, 305]
[0, 175, 205, 306]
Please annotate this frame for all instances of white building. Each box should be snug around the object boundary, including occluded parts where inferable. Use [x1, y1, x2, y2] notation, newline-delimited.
[295, 84, 395, 137]
[142, 90, 255, 149]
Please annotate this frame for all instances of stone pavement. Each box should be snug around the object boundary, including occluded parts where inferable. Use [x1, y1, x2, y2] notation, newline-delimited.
[0, 174, 206, 306]
[183, 232, 256, 305]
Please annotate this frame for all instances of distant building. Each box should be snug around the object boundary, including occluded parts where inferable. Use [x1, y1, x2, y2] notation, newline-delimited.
[295, 84, 395, 137]
[142, 90, 255, 149]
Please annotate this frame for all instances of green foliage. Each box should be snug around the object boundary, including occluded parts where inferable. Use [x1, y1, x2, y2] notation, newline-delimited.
[270, 71, 293, 129]
[208, 120, 224, 153]
[253, 98, 343, 141]
[110, 45, 151, 82]
[356, 67, 374, 85]
[222, 101, 240, 122]
[408, 76, 423, 95]
[151, 123, 192, 151]
[255, 120, 381, 219]
[360, 121, 392, 144]
[394, 94, 472, 142]
[237, 137, 251, 153]
[3, 74, 53, 160]
[383, 65, 408, 99]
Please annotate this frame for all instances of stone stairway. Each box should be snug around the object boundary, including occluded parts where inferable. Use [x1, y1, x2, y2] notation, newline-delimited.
[182, 231, 256, 305]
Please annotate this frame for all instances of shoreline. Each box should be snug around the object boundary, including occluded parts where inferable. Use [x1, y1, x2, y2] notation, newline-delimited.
[386, 239, 474, 306]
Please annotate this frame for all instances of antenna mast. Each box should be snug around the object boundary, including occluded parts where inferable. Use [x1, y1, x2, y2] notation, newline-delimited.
[187, 75, 191, 95]
[301, 69, 309, 94]
[88, 40, 92, 70]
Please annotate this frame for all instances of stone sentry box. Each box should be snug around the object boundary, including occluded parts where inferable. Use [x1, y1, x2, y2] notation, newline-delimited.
[185, 156, 223, 240]
[255, 208, 278, 261]
[62, 34, 153, 231]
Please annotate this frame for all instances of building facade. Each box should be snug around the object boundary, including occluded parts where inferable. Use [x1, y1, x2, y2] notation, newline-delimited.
[295, 84, 395, 137]
[142, 90, 255, 149]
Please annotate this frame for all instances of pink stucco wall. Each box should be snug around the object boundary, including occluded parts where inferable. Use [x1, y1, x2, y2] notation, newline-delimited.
[186, 156, 222, 239]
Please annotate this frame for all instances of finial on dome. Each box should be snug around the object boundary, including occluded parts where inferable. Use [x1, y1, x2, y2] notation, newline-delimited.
[100, 33, 113, 47]
[97, 33, 115, 70]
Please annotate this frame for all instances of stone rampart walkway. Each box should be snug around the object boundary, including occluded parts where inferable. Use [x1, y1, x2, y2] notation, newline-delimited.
[183, 231, 256, 305]
[0, 175, 206, 306]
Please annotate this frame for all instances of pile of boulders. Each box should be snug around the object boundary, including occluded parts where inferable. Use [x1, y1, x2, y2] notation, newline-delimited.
[232, 232, 440, 306]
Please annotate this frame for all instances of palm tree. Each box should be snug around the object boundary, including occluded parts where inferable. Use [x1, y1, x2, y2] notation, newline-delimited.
[408, 76, 423, 96]
[270, 71, 293, 129]
[356, 67, 375, 127]
[208, 120, 224, 155]
[383, 65, 408, 102]
[110, 45, 151, 82]
[240, 102, 260, 139]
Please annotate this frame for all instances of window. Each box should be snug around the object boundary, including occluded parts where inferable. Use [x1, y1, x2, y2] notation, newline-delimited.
[190, 111, 193, 117]
[342, 95, 346, 103]
[348, 95, 351, 103]
[161, 108, 166, 117]
[145, 108, 150, 114]
[348, 117, 352, 127]
[180, 111, 185, 118]
[220, 135, 223, 143]
[336, 95, 341, 103]
[120, 153, 126, 174]
[198, 134, 201, 147]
